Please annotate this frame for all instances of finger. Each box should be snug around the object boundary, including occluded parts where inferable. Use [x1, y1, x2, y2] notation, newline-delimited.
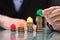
[50, 14, 60, 22]
[49, 9, 60, 18]
[53, 18, 60, 22]
[43, 6, 60, 15]
[49, 9, 60, 22]
[43, 7, 58, 20]
[53, 20, 60, 30]
[24, 22, 27, 31]
[54, 20, 60, 25]
[0, 21, 3, 26]
[33, 24, 36, 31]
[53, 24, 60, 30]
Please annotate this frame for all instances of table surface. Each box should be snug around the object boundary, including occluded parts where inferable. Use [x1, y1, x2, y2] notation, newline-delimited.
[0, 30, 60, 40]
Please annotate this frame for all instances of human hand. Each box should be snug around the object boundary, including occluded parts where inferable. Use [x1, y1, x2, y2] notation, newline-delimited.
[0, 16, 27, 30]
[43, 6, 60, 30]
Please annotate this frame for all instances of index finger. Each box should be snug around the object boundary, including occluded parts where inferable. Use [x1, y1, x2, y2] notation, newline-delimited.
[43, 6, 60, 15]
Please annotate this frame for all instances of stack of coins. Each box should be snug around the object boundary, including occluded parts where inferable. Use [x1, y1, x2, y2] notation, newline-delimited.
[18, 22, 24, 32]
[36, 9, 43, 31]
[27, 17, 33, 32]
[10, 24, 16, 31]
